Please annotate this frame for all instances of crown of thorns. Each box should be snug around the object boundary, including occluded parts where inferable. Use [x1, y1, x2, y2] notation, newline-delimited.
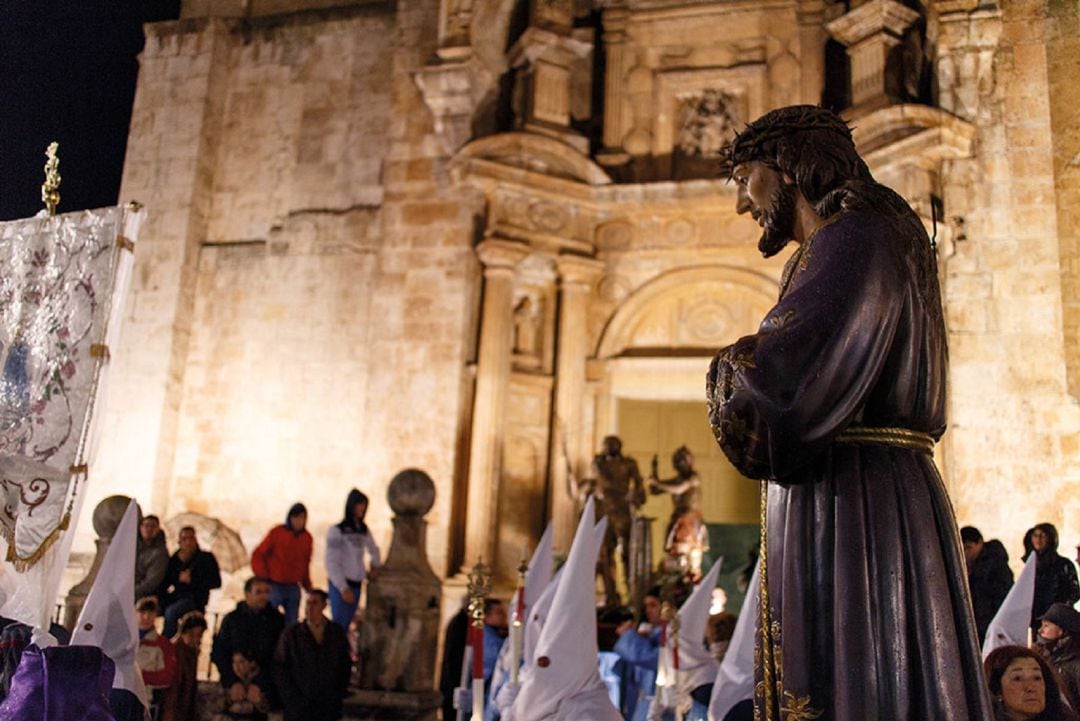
[720, 105, 855, 177]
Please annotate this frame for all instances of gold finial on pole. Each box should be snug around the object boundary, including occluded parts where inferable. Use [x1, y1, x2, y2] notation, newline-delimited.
[466, 558, 492, 719]
[467, 557, 492, 631]
[41, 142, 61, 217]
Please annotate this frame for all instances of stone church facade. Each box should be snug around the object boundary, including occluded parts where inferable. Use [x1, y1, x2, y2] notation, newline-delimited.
[82, 0, 1078, 589]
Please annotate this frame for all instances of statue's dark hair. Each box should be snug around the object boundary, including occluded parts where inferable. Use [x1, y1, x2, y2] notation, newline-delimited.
[723, 105, 872, 216]
[724, 105, 943, 326]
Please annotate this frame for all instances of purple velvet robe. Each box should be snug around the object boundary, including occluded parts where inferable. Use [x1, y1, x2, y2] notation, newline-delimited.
[0, 644, 117, 721]
[706, 204, 993, 720]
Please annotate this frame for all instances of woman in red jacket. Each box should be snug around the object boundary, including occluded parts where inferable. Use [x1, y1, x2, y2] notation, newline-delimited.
[251, 503, 312, 624]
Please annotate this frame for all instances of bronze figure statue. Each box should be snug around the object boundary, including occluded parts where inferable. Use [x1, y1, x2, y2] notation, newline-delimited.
[707, 105, 992, 720]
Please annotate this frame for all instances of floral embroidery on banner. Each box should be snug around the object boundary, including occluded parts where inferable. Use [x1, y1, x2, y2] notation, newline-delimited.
[0, 207, 134, 569]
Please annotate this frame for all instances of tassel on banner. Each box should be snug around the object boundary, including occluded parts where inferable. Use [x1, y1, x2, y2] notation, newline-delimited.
[6, 512, 72, 572]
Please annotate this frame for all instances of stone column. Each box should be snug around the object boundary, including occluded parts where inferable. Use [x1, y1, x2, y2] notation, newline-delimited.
[549, 255, 604, 551]
[463, 239, 529, 569]
[826, 0, 920, 115]
[797, 0, 828, 105]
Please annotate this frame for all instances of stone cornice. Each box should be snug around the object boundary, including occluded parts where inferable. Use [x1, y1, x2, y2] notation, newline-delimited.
[826, 0, 921, 46]
[476, 239, 530, 271]
[556, 255, 605, 286]
[851, 104, 975, 169]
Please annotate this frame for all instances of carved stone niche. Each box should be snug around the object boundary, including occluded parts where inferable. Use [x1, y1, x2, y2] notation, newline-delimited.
[673, 88, 742, 179]
[652, 64, 765, 179]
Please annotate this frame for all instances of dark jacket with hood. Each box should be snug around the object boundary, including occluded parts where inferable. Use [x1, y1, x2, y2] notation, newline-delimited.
[251, 504, 313, 588]
[1030, 524, 1080, 630]
[968, 539, 1013, 643]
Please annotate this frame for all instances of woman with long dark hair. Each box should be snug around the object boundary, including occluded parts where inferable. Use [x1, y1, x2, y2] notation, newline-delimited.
[984, 645, 1078, 721]
[324, 489, 381, 627]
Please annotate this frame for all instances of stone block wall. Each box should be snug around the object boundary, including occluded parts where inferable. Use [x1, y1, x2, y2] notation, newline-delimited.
[936, 0, 1079, 561]
[80, 3, 479, 581]
[86, 19, 233, 548]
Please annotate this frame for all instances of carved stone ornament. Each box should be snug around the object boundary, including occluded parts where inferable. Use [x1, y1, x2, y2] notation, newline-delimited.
[676, 89, 740, 159]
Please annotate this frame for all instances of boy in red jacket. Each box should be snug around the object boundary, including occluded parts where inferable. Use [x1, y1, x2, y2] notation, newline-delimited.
[251, 503, 313, 624]
[136, 596, 178, 716]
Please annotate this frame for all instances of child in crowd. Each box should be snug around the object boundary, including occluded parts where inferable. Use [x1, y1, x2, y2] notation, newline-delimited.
[215, 650, 270, 721]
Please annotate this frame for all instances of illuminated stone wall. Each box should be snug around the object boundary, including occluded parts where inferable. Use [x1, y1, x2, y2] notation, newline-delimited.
[935, 0, 1080, 563]
[81, 0, 1078, 599]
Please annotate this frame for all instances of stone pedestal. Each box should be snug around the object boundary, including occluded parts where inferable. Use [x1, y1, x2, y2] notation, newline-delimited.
[344, 689, 442, 721]
[63, 495, 136, 629]
[359, 469, 442, 695]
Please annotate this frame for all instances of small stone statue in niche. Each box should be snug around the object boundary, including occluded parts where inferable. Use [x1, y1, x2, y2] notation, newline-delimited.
[512, 295, 542, 359]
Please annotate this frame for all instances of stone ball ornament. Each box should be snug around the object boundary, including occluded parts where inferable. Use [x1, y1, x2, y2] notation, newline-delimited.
[92, 495, 136, 538]
[387, 468, 435, 516]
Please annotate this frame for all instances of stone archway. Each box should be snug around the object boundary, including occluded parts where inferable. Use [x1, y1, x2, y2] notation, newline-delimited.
[595, 264, 778, 361]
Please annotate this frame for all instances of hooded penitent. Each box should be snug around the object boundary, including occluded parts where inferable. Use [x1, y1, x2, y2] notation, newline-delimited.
[983, 553, 1037, 657]
[522, 507, 610, 676]
[70, 499, 149, 711]
[510, 496, 621, 721]
[491, 524, 556, 686]
[655, 559, 723, 713]
[708, 561, 759, 721]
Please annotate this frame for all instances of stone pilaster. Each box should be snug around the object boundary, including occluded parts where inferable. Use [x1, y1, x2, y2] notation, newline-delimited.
[549, 255, 604, 551]
[826, 0, 921, 115]
[797, 0, 828, 105]
[601, 9, 631, 155]
[463, 239, 529, 569]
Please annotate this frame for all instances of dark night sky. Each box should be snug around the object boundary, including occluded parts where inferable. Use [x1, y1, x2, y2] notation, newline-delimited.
[0, 1, 181, 221]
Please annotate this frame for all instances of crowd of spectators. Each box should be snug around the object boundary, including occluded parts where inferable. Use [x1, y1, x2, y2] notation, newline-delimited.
[127, 489, 376, 721]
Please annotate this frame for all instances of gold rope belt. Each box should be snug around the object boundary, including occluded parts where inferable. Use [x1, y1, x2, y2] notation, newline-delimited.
[834, 426, 936, 454]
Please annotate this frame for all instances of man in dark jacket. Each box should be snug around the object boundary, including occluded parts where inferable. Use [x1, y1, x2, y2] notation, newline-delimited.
[135, 514, 170, 601]
[162, 525, 223, 638]
[960, 526, 1013, 644]
[275, 589, 351, 721]
[212, 577, 286, 707]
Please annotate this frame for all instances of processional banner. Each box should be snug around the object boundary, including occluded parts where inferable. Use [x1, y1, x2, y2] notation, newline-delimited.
[0, 206, 140, 576]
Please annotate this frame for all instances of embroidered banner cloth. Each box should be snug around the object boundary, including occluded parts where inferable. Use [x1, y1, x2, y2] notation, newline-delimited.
[0, 206, 139, 570]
